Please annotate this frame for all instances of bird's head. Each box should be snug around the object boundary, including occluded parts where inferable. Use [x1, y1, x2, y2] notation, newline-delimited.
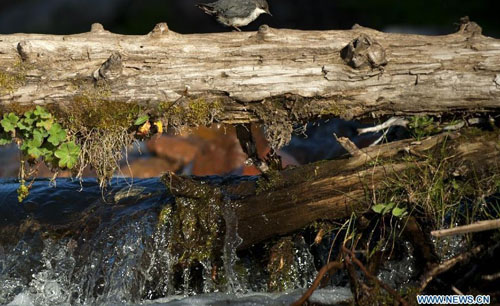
[255, 0, 272, 16]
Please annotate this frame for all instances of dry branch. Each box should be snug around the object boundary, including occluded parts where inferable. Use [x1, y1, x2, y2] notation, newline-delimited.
[431, 219, 500, 237]
[1, 20, 500, 125]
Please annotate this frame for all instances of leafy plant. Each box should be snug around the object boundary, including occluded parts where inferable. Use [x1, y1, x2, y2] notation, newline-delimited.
[408, 116, 440, 140]
[48, 123, 67, 146]
[0, 106, 81, 202]
[134, 115, 149, 126]
[55, 141, 80, 169]
[372, 202, 408, 218]
[1, 113, 19, 133]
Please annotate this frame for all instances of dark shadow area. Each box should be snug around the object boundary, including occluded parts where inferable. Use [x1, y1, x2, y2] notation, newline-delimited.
[0, 0, 498, 37]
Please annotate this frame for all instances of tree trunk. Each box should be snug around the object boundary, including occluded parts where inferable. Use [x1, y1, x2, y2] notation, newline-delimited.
[1, 20, 499, 125]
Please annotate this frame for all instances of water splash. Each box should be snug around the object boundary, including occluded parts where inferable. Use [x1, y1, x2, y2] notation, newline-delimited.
[0, 178, 352, 305]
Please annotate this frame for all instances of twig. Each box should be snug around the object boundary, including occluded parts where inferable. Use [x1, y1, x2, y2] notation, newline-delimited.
[431, 219, 500, 237]
[342, 245, 408, 306]
[291, 260, 344, 306]
[419, 245, 484, 291]
[482, 272, 500, 281]
[357, 117, 409, 134]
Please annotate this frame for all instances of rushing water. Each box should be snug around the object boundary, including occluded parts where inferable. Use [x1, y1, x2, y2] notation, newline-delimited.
[0, 178, 353, 305]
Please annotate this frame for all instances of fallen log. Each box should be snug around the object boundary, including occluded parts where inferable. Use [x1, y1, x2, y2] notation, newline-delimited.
[167, 129, 500, 249]
[1, 19, 499, 130]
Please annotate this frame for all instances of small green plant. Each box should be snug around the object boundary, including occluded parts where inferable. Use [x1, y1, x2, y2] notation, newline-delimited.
[372, 202, 408, 218]
[408, 116, 440, 140]
[134, 114, 149, 126]
[0, 106, 81, 202]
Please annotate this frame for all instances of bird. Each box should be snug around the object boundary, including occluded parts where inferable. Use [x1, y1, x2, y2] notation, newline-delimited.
[196, 0, 271, 31]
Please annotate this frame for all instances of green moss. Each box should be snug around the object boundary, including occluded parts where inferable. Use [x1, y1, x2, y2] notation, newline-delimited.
[267, 237, 297, 292]
[318, 102, 344, 117]
[256, 169, 284, 194]
[162, 98, 223, 128]
[166, 181, 224, 266]
[158, 205, 173, 227]
[67, 83, 140, 131]
[0, 61, 29, 95]
[0, 71, 25, 95]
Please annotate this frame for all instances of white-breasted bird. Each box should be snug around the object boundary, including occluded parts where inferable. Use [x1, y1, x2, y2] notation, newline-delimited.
[197, 0, 272, 31]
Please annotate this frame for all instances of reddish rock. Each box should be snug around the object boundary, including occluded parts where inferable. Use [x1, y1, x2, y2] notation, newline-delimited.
[191, 126, 247, 175]
[146, 135, 200, 165]
[119, 157, 178, 178]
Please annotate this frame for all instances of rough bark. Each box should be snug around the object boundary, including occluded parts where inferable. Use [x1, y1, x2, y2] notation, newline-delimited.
[167, 131, 500, 248]
[1, 20, 500, 124]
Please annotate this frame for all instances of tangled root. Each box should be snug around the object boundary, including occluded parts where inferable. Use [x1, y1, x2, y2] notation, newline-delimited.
[75, 127, 135, 187]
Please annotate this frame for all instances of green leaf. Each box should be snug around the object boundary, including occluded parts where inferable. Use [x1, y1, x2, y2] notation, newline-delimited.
[1, 113, 19, 132]
[18, 111, 38, 133]
[36, 118, 54, 131]
[55, 141, 80, 169]
[372, 202, 396, 215]
[392, 207, 408, 218]
[48, 123, 66, 146]
[33, 128, 47, 144]
[134, 115, 149, 126]
[34, 106, 52, 119]
[372, 204, 386, 214]
[27, 145, 44, 159]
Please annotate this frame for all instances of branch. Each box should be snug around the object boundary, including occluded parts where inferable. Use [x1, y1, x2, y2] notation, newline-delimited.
[431, 219, 500, 237]
[419, 245, 484, 291]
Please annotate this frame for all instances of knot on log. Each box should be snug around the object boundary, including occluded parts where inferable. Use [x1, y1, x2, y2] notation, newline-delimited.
[251, 24, 276, 42]
[93, 51, 123, 81]
[90, 23, 107, 33]
[17, 40, 34, 62]
[458, 16, 482, 37]
[494, 74, 500, 87]
[341, 34, 387, 69]
[149, 22, 169, 38]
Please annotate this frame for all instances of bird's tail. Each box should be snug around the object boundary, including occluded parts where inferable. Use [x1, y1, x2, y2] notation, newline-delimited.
[196, 3, 217, 16]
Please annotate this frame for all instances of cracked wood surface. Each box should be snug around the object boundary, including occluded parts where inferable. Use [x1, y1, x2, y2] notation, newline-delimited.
[1, 21, 500, 123]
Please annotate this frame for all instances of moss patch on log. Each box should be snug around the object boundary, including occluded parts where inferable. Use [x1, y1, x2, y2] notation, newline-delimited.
[161, 175, 225, 266]
[0, 61, 28, 95]
[156, 97, 223, 129]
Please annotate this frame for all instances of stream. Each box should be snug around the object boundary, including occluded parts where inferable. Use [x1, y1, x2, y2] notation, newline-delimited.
[0, 178, 353, 305]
